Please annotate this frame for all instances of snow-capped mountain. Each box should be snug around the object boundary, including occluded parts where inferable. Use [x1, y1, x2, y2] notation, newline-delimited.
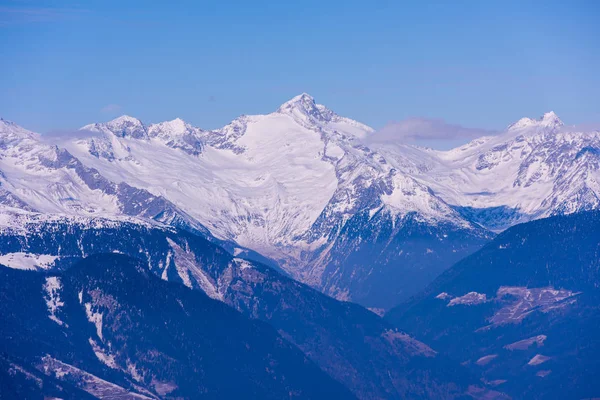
[53, 94, 486, 308]
[0, 118, 208, 235]
[4, 97, 598, 309]
[82, 115, 205, 156]
[375, 112, 600, 231]
[67, 94, 471, 255]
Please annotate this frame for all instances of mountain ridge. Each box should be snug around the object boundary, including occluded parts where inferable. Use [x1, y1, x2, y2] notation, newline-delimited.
[3, 95, 599, 308]
[0, 209, 498, 399]
[385, 211, 600, 399]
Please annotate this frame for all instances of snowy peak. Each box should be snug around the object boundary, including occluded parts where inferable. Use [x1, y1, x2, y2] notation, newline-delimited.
[278, 92, 317, 112]
[541, 111, 562, 127]
[0, 118, 18, 129]
[82, 115, 194, 139]
[378, 109, 600, 232]
[152, 117, 188, 131]
[200, 93, 373, 154]
[508, 111, 564, 132]
[105, 115, 148, 139]
[80, 115, 205, 155]
[0, 118, 38, 144]
[148, 118, 204, 155]
[148, 118, 193, 137]
[277, 93, 334, 123]
[274, 93, 373, 139]
[108, 114, 143, 126]
[82, 115, 148, 140]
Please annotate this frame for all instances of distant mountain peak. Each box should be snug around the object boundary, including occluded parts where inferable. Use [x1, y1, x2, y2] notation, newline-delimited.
[277, 92, 335, 123]
[146, 118, 204, 155]
[108, 115, 144, 126]
[0, 119, 37, 142]
[282, 92, 316, 105]
[83, 115, 149, 139]
[169, 117, 187, 125]
[0, 118, 25, 131]
[150, 117, 191, 133]
[508, 111, 564, 131]
[540, 111, 563, 127]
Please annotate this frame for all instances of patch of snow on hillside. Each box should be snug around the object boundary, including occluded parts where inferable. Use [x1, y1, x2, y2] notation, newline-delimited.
[490, 287, 579, 325]
[167, 238, 222, 300]
[448, 292, 487, 306]
[0, 253, 58, 270]
[476, 354, 497, 366]
[505, 335, 547, 351]
[44, 276, 65, 326]
[85, 302, 104, 340]
[234, 258, 253, 270]
[40, 355, 152, 399]
[88, 338, 117, 369]
[126, 359, 144, 382]
[528, 354, 551, 366]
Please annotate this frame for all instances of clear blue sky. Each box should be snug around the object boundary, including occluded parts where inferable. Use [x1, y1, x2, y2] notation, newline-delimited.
[1, 0, 599, 140]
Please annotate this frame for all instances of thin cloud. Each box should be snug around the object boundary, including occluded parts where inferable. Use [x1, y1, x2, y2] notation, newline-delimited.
[41, 128, 101, 141]
[101, 104, 122, 114]
[560, 122, 600, 133]
[366, 117, 498, 145]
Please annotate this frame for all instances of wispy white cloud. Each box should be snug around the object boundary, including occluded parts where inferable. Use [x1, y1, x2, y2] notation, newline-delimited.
[560, 122, 600, 132]
[366, 117, 497, 145]
[100, 104, 122, 114]
[40, 128, 101, 142]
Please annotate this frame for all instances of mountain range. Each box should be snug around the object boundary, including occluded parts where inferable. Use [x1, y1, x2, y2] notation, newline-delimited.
[0, 208, 498, 399]
[1, 94, 599, 399]
[4, 94, 598, 310]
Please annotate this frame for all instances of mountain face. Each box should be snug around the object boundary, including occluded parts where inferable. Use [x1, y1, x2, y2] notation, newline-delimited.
[0, 253, 354, 399]
[3, 98, 599, 312]
[2, 96, 596, 398]
[386, 211, 600, 399]
[375, 112, 600, 231]
[48, 94, 486, 309]
[313, 210, 489, 309]
[0, 118, 209, 236]
[0, 208, 496, 399]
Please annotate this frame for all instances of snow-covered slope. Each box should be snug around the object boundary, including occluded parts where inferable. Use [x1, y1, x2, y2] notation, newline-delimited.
[12, 100, 598, 308]
[61, 95, 476, 274]
[14, 99, 597, 308]
[0, 118, 209, 233]
[376, 112, 600, 231]
[0, 95, 491, 308]
[0, 118, 118, 215]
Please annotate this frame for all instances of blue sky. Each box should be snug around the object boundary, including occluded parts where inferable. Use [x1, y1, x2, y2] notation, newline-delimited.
[1, 0, 599, 147]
